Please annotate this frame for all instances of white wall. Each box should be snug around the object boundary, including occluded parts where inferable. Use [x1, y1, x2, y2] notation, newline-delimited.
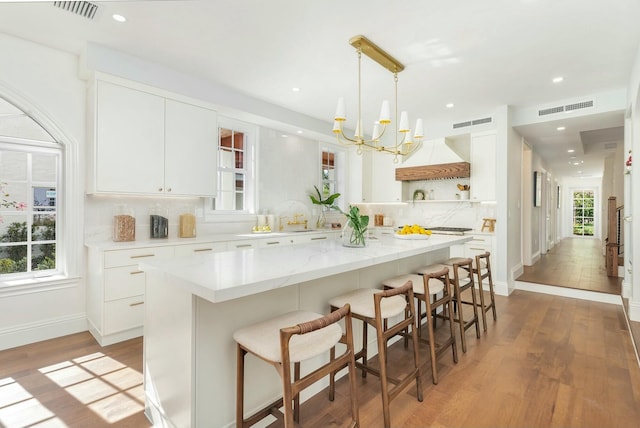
[626, 42, 640, 321]
[0, 33, 87, 349]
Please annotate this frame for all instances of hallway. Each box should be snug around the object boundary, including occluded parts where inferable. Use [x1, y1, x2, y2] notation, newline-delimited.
[516, 237, 620, 294]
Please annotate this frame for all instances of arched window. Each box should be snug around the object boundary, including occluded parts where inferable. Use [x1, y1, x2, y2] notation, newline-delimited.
[0, 96, 62, 279]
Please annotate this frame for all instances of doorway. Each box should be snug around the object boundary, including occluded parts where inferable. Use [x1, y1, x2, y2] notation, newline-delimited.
[571, 188, 595, 237]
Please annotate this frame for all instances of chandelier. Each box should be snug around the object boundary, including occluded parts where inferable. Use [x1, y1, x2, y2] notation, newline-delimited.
[333, 35, 423, 163]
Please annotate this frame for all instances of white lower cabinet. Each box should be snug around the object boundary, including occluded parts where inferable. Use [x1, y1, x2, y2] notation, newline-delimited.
[87, 232, 340, 345]
[88, 246, 174, 346]
[448, 234, 495, 267]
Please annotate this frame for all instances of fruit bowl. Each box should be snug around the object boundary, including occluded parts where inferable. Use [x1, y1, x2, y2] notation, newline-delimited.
[395, 233, 431, 240]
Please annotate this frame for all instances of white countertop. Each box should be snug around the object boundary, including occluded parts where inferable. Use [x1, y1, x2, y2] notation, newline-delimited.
[140, 234, 471, 303]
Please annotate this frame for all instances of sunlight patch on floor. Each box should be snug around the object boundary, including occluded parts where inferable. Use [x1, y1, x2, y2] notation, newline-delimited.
[0, 351, 145, 426]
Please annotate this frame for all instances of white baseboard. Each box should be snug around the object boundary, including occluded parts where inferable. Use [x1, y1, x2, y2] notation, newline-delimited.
[494, 280, 510, 296]
[622, 280, 632, 299]
[0, 314, 88, 351]
[515, 281, 622, 305]
[532, 251, 541, 264]
[629, 300, 640, 322]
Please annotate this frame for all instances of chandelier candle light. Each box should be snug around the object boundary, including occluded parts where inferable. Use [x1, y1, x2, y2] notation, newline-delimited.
[333, 35, 423, 163]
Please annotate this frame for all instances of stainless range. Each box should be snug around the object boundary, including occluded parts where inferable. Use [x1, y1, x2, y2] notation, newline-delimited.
[425, 227, 472, 236]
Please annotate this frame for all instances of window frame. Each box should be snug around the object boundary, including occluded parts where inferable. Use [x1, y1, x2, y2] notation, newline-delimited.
[319, 144, 347, 213]
[204, 116, 257, 220]
[0, 137, 62, 280]
[0, 84, 80, 293]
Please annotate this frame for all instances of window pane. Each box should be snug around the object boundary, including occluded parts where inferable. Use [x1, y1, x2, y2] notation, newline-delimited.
[33, 187, 56, 208]
[32, 153, 58, 182]
[233, 132, 244, 150]
[0, 115, 55, 142]
[32, 243, 56, 270]
[220, 148, 234, 168]
[219, 171, 235, 193]
[235, 150, 244, 169]
[0, 216, 27, 242]
[0, 151, 28, 181]
[33, 213, 56, 241]
[216, 191, 234, 210]
[0, 245, 27, 273]
[235, 174, 244, 192]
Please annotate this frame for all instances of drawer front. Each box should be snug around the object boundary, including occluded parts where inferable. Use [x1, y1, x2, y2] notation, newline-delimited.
[104, 296, 144, 334]
[174, 242, 226, 257]
[292, 234, 331, 244]
[258, 237, 295, 248]
[227, 240, 257, 250]
[105, 266, 146, 301]
[105, 246, 174, 268]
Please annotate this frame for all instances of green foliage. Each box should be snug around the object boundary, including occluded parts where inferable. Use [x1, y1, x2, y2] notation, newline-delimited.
[340, 206, 369, 247]
[309, 185, 341, 210]
[0, 221, 56, 274]
[0, 258, 16, 274]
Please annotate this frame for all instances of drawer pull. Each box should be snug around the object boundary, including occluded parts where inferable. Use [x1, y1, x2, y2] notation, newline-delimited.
[129, 270, 144, 275]
[265, 241, 280, 245]
[311, 237, 327, 240]
[469, 247, 486, 251]
[194, 248, 213, 252]
[129, 301, 144, 307]
[235, 244, 253, 248]
[130, 254, 155, 259]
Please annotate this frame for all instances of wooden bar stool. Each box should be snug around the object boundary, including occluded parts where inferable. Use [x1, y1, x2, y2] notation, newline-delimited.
[474, 251, 497, 331]
[328, 282, 422, 428]
[233, 306, 359, 428]
[383, 267, 458, 385]
[420, 258, 480, 353]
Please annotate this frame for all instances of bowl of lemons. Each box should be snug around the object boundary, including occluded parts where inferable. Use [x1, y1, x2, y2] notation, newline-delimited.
[395, 224, 432, 240]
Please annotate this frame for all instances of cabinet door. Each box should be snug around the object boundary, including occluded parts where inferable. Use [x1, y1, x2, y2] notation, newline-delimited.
[165, 100, 218, 196]
[95, 81, 165, 194]
[470, 132, 496, 201]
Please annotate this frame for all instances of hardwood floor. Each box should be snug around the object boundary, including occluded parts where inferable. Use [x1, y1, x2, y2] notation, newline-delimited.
[0, 333, 150, 428]
[516, 237, 620, 294]
[1, 289, 639, 427]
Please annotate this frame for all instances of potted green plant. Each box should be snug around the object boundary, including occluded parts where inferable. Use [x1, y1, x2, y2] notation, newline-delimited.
[309, 185, 341, 228]
[340, 205, 369, 247]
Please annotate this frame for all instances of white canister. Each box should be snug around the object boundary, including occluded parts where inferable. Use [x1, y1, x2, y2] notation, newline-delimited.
[257, 215, 267, 227]
[460, 190, 470, 200]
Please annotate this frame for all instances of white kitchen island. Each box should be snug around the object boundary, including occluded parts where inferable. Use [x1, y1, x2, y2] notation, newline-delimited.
[140, 233, 471, 428]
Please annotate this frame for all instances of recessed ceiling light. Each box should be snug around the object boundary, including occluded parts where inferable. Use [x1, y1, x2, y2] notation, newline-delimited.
[292, 87, 300, 92]
[446, 103, 454, 109]
[567, 149, 575, 153]
[577, 171, 582, 174]
[552, 76, 564, 83]
[281, 134, 288, 138]
[297, 130, 303, 134]
[112, 14, 126, 22]
[557, 126, 566, 131]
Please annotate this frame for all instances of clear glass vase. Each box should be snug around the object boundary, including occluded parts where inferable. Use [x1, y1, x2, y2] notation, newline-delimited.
[315, 209, 326, 229]
[341, 219, 366, 247]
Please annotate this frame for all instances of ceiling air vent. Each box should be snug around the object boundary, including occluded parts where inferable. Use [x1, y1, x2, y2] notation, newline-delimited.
[538, 100, 594, 116]
[565, 100, 594, 112]
[53, 1, 98, 20]
[452, 117, 493, 129]
[538, 106, 564, 116]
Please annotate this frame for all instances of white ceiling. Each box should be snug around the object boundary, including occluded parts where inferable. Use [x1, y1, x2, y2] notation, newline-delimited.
[1, 0, 638, 180]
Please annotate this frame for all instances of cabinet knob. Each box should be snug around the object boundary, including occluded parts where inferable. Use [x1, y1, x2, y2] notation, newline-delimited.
[167, 188, 172, 192]
[158, 187, 163, 192]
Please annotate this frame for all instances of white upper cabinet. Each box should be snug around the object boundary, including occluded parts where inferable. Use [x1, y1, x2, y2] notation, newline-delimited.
[470, 131, 496, 201]
[89, 78, 217, 196]
[164, 99, 217, 196]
